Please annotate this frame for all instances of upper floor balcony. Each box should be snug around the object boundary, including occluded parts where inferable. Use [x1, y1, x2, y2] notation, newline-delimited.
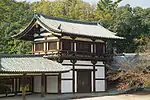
[32, 39, 109, 61]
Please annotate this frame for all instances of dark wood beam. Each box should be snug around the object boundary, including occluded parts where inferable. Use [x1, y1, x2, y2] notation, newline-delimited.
[22, 74, 26, 100]
[41, 73, 45, 97]
[58, 73, 61, 94]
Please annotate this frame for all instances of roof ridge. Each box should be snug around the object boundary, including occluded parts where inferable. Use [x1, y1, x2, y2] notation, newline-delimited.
[35, 13, 98, 25]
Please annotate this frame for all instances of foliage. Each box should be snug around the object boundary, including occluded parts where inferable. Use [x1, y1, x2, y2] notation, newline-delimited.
[107, 54, 150, 90]
[0, 0, 33, 54]
[30, 0, 96, 21]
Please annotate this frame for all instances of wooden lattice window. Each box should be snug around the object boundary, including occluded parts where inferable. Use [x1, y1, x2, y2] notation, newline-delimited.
[76, 42, 91, 52]
[35, 43, 44, 51]
[96, 43, 105, 56]
[48, 42, 57, 50]
[62, 40, 71, 51]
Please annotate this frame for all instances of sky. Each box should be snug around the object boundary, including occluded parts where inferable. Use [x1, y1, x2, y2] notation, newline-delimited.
[16, 0, 150, 8]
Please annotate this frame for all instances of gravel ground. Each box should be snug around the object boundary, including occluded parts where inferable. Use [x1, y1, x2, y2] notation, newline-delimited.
[73, 92, 150, 100]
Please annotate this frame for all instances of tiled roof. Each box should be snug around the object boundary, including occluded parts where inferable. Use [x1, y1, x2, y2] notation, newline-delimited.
[13, 13, 123, 40]
[0, 54, 71, 73]
[37, 14, 123, 39]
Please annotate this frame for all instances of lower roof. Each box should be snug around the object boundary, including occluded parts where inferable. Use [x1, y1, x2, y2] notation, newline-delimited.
[0, 54, 71, 73]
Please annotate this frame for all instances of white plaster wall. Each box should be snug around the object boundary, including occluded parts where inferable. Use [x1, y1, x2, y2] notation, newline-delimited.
[47, 76, 58, 93]
[76, 60, 92, 65]
[91, 71, 93, 92]
[47, 37, 58, 40]
[75, 71, 77, 92]
[34, 38, 45, 41]
[95, 67, 105, 78]
[34, 76, 41, 92]
[62, 60, 72, 64]
[75, 66, 93, 69]
[61, 70, 73, 78]
[91, 44, 93, 53]
[96, 61, 104, 65]
[61, 80, 73, 93]
[96, 80, 105, 91]
[44, 43, 46, 51]
[74, 43, 76, 51]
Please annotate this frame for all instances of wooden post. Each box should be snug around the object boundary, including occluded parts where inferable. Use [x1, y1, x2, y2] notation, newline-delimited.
[58, 73, 61, 94]
[41, 73, 45, 97]
[22, 74, 26, 100]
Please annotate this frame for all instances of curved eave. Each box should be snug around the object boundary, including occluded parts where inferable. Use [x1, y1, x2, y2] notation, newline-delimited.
[61, 31, 124, 40]
[12, 18, 37, 41]
[12, 17, 62, 41]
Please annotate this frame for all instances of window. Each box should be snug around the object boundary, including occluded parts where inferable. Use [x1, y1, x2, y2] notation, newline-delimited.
[48, 42, 57, 50]
[96, 43, 105, 56]
[62, 40, 71, 50]
[35, 43, 44, 51]
[77, 42, 91, 52]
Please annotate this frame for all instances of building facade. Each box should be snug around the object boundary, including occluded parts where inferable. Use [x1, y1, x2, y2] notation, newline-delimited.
[10, 13, 122, 94]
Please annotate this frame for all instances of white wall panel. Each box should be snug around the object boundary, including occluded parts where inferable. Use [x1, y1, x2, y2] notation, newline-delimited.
[95, 67, 105, 78]
[75, 66, 93, 69]
[62, 60, 72, 64]
[96, 61, 104, 65]
[91, 71, 93, 92]
[47, 76, 58, 93]
[61, 70, 73, 78]
[76, 61, 92, 65]
[96, 80, 105, 91]
[34, 76, 41, 92]
[34, 38, 45, 41]
[75, 71, 77, 92]
[61, 80, 72, 93]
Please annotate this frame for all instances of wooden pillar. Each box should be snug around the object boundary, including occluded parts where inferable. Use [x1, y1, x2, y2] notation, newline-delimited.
[92, 38, 96, 92]
[58, 73, 61, 94]
[44, 37, 47, 55]
[15, 78, 18, 95]
[70, 36, 76, 93]
[32, 42, 34, 54]
[71, 60, 76, 93]
[41, 73, 45, 97]
[22, 74, 26, 100]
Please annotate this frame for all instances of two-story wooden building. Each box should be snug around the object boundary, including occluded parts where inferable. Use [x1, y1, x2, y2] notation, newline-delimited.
[12, 13, 123, 94]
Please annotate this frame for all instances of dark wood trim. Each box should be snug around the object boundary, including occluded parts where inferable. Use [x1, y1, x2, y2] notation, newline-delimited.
[74, 69, 97, 71]
[12, 78, 14, 93]
[95, 78, 106, 80]
[41, 73, 45, 97]
[44, 37, 47, 54]
[44, 76, 47, 93]
[15, 78, 17, 95]
[62, 63, 104, 67]
[22, 74, 26, 100]
[31, 76, 34, 93]
[61, 78, 73, 80]
[93, 65, 96, 92]
[58, 73, 61, 94]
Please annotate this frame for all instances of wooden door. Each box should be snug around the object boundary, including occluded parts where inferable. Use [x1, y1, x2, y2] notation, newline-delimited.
[77, 70, 91, 93]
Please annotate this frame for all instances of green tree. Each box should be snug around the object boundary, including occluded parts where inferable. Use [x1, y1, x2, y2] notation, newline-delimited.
[0, 0, 33, 54]
[30, 0, 96, 21]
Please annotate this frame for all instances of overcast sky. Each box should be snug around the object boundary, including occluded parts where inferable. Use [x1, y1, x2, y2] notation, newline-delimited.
[16, 0, 150, 8]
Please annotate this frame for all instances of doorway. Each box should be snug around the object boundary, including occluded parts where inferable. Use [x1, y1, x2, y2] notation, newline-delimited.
[77, 70, 91, 93]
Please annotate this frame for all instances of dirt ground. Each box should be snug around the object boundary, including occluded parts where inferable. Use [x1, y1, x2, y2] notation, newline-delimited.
[74, 92, 150, 100]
